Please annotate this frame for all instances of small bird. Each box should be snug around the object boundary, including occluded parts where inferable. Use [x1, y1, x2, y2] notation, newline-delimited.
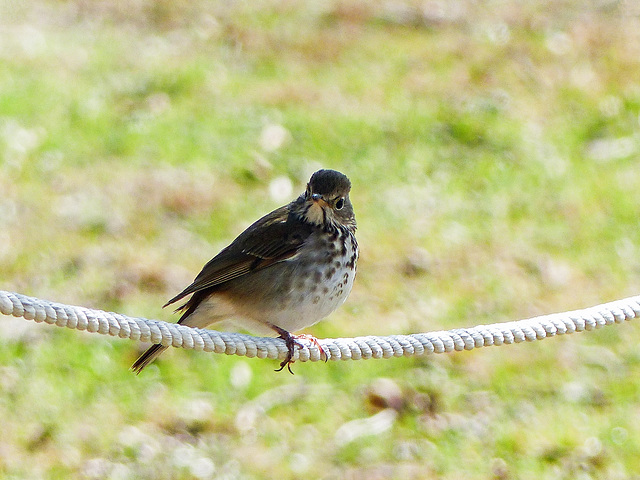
[132, 169, 358, 374]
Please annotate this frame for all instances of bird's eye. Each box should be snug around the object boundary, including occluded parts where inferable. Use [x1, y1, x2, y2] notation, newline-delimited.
[335, 198, 345, 210]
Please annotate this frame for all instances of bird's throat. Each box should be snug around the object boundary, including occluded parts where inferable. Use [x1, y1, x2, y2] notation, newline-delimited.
[305, 202, 326, 226]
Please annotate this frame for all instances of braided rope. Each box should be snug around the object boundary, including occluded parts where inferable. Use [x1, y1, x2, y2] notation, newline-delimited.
[1, 290, 639, 363]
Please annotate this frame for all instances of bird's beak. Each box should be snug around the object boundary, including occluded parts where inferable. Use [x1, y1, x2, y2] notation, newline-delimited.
[311, 194, 328, 208]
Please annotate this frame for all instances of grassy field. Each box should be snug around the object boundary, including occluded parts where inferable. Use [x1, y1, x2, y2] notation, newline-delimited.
[2, 0, 640, 478]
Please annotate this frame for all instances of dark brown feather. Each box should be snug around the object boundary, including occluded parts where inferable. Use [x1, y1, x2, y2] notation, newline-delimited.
[131, 343, 166, 374]
[163, 204, 314, 309]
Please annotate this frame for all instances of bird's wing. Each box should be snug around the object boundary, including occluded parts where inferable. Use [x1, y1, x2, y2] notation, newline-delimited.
[164, 205, 313, 308]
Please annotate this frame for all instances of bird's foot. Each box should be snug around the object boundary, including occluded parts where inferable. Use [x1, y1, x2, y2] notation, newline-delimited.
[274, 328, 297, 374]
[272, 327, 327, 374]
[295, 334, 328, 363]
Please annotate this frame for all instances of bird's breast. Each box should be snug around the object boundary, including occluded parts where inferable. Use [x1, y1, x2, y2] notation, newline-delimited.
[220, 227, 358, 334]
[271, 227, 358, 331]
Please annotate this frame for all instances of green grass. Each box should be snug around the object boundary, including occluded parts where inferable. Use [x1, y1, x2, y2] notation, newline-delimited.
[2, 0, 640, 478]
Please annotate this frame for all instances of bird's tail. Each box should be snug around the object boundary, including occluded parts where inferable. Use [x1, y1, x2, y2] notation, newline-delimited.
[131, 343, 168, 374]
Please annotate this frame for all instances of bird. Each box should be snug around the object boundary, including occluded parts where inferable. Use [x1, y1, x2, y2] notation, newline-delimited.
[131, 169, 358, 374]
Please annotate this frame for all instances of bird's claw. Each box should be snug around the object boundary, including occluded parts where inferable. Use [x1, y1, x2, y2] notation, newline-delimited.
[273, 328, 327, 374]
[295, 334, 328, 363]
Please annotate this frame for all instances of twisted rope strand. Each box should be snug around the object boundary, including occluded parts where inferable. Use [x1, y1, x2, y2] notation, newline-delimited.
[1, 290, 639, 363]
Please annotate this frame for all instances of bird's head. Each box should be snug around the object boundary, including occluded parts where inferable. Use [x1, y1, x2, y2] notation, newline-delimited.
[294, 169, 356, 230]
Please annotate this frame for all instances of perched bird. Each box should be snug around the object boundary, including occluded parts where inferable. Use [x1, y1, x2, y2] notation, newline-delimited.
[132, 169, 358, 374]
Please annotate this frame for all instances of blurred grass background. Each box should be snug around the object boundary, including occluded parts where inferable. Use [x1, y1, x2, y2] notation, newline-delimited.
[2, 0, 640, 478]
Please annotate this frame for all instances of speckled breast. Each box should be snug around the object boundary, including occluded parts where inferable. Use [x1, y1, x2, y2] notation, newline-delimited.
[283, 226, 358, 329]
[221, 225, 358, 335]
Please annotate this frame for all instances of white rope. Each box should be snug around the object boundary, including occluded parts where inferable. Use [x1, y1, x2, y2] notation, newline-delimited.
[1, 290, 639, 363]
